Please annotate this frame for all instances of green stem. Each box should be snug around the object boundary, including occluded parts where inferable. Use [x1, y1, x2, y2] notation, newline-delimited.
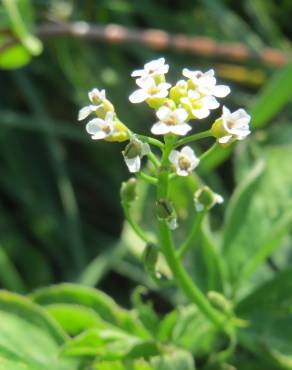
[122, 202, 152, 244]
[148, 152, 161, 169]
[177, 211, 206, 258]
[174, 130, 212, 148]
[136, 171, 157, 185]
[199, 142, 218, 162]
[156, 137, 224, 329]
[136, 134, 164, 150]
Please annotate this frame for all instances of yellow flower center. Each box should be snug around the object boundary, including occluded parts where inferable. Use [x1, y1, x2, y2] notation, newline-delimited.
[178, 155, 190, 170]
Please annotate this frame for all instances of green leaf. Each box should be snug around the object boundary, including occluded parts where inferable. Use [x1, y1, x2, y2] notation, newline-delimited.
[159, 305, 216, 356]
[222, 147, 292, 290]
[0, 290, 79, 370]
[237, 268, 292, 361]
[45, 303, 109, 336]
[151, 349, 196, 370]
[250, 64, 292, 129]
[60, 328, 160, 361]
[0, 41, 31, 69]
[30, 283, 150, 338]
[2, 0, 42, 55]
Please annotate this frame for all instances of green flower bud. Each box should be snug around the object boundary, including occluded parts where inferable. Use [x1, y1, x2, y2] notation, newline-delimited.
[194, 186, 224, 212]
[120, 178, 137, 203]
[207, 291, 232, 313]
[169, 80, 188, 105]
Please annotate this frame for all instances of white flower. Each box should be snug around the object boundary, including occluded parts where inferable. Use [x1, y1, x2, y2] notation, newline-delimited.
[85, 111, 115, 140]
[218, 106, 251, 144]
[183, 68, 230, 98]
[194, 187, 224, 212]
[181, 90, 219, 119]
[169, 146, 200, 176]
[122, 137, 150, 173]
[129, 78, 171, 104]
[78, 88, 106, 121]
[131, 57, 169, 79]
[88, 88, 106, 103]
[151, 106, 191, 136]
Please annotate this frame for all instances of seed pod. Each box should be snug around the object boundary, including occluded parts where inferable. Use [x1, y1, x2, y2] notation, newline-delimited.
[120, 178, 137, 203]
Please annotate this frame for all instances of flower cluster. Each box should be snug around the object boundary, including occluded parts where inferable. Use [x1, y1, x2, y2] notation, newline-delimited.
[77, 57, 252, 225]
[78, 88, 130, 142]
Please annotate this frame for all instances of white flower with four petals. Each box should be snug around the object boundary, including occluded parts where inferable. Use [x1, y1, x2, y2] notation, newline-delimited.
[169, 146, 200, 176]
[85, 111, 115, 140]
[123, 137, 150, 173]
[151, 106, 191, 136]
[217, 106, 251, 144]
[131, 57, 169, 80]
[129, 77, 171, 104]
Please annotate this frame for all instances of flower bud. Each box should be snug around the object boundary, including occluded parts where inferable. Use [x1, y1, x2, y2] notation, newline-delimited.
[207, 291, 232, 313]
[169, 80, 188, 105]
[106, 120, 130, 142]
[120, 178, 137, 203]
[194, 186, 224, 212]
[156, 198, 178, 230]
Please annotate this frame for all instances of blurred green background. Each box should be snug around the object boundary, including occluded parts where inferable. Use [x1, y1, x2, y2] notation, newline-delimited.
[0, 0, 292, 307]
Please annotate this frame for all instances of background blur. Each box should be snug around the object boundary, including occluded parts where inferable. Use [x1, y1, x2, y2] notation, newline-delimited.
[0, 0, 292, 307]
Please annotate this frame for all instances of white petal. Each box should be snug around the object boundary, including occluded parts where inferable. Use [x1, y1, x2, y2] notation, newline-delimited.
[78, 106, 95, 121]
[176, 168, 189, 176]
[141, 143, 151, 156]
[218, 135, 232, 144]
[182, 68, 196, 79]
[215, 194, 224, 204]
[156, 106, 171, 121]
[154, 89, 169, 99]
[129, 89, 149, 103]
[175, 108, 189, 123]
[181, 146, 195, 158]
[188, 90, 200, 99]
[189, 157, 200, 171]
[222, 106, 231, 117]
[125, 156, 141, 173]
[205, 69, 215, 77]
[86, 118, 104, 134]
[92, 131, 107, 140]
[136, 77, 155, 89]
[151, 122, 170, 135]
[171, 123, 192, 136]
[192, 107, 210, 119]
[169, 150, 179, 165]
[212, 85, 231, 98]
[105, 111, 114, 125]
[202, 96, 220, 109]
[131, 69, 144, 77]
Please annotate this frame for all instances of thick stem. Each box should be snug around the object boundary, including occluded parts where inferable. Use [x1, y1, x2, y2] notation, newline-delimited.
[156, 137, 224, 329]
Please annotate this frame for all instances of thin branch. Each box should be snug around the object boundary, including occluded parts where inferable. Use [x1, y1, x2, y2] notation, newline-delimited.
[2, 21, 290, 67]
[35, 22, 290, 67]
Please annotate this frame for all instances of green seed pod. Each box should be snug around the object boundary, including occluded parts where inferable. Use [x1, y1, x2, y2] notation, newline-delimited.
[120, 178, 137, 203]
[143, 243, 159, 274]
[123, 139, 142, 159]
[156, 198, 174, 220]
